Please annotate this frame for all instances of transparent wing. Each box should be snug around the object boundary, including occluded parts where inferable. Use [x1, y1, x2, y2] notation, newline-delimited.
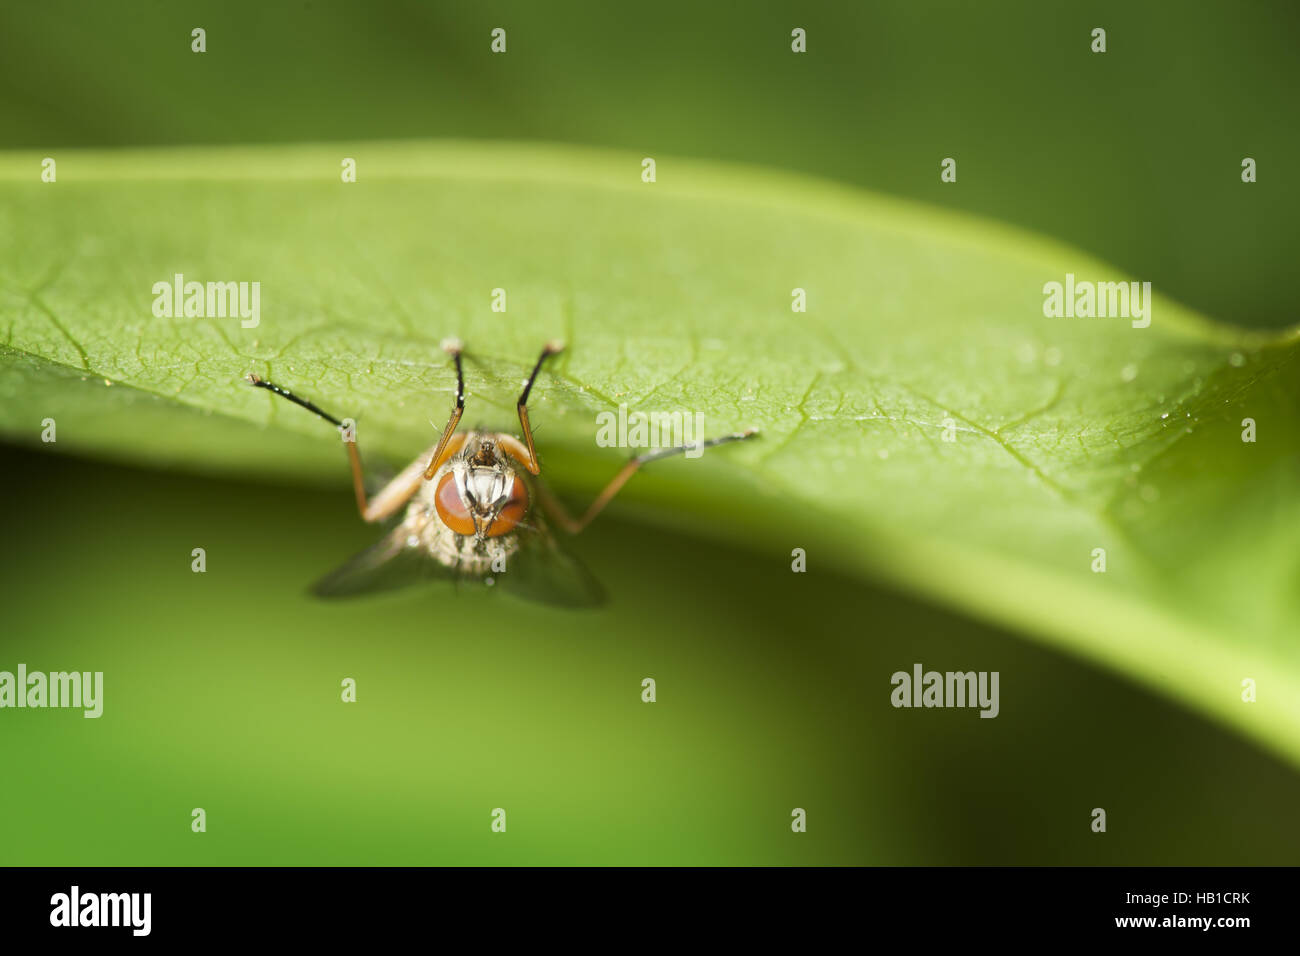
[310, 526, 465, 599]
[494, 521, 606, 609]
[311, 519, 606, 607]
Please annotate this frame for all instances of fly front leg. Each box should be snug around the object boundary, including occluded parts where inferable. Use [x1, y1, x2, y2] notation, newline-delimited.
[539, 428, 760, 534]
[422, 339, 468, 480]
[513, 341, 565, 476]
[247, 374, 423, 523]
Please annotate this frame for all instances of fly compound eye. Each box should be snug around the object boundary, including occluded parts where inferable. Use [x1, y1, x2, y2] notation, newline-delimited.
[484, 478, 529, 537]
[435, 472, 477, 536]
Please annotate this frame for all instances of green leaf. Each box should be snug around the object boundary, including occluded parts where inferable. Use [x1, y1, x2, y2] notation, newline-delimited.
[2, 141, 1297, 765]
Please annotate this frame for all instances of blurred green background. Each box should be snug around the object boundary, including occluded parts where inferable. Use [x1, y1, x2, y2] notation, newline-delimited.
[5, 446, 1300, 864]
[3, 0, 1297, 329]
[1, 0, 1298, 864]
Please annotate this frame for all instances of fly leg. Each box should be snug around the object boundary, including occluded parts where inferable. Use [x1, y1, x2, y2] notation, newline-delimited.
[510, 341, 565, 476]
[247, 374, 426, 523]
[422, 339, 468, 480]
[538, 429, 759, 534]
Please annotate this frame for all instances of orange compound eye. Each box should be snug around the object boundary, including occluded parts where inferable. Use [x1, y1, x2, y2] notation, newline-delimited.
[435, 473, 477, 536]
[485, 479, 529, 537]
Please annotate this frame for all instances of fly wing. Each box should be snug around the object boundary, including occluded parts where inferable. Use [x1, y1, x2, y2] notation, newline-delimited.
[311, 519, 605, 607]
[495, 522, 606, 609]
[310, 526, 464, 598]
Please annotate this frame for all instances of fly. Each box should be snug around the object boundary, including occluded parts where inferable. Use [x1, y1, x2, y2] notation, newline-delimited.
[247, 340, 757, 607]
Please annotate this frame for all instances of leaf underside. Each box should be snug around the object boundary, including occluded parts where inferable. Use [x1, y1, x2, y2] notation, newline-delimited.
[1, 141, 1297, 765]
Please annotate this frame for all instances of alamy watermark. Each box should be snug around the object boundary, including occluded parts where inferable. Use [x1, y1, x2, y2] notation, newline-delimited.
[596, 403, 707, 458]
[152, 273, 260, 328]
[890, 663, 999, 718]
[1043, 273, 1150, 328]
[0, 664, 103, 717]
[50, 886, 150, 936]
